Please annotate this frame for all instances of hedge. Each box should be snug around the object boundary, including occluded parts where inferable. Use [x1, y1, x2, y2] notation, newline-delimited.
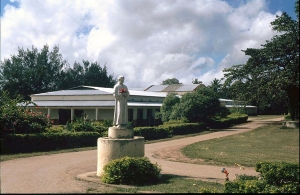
[0, 132, 101, 154]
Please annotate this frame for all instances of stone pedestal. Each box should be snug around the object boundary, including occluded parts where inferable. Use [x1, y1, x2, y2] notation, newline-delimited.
[96, 126, 144, 176]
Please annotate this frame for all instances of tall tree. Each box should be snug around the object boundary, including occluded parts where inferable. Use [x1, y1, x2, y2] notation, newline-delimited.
[223, 0, 299, 119]
[58, 60, 116, 89]
[161, 78, 182, 85]
[192, 78, 202, 84]
[208, 78, 223, 98]
[0, 45, 67, 100]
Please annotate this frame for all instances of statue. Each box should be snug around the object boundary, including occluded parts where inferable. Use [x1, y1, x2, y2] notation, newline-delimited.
[113, 75, 129, 128]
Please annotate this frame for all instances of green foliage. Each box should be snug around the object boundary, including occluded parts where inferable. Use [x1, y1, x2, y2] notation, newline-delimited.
[0, 45, 66, 100]
[170, 87, 225, 123]
[159, 93, 180, 122]
[207, 78, 222, 98]
[159, 122, 207, 135]
[207, 113, 248, 129]
[284, 113, 292, 120]
[222, 1, 299, 120]
[224, 162, 300, 193]
[198, 187, 217, 193]
[0, 91, 52, 134]
[161, 78, 182, 85]
[59, 60, 116, 89]
[65, 116, 108, 135]
[101, 156, 162, 185]
[255, 161, 300, 187]
[0, 44, 116, 100]
[0, 132, 100, 154]
[134, 122, 207, 140]
[134, 126, 171, 140]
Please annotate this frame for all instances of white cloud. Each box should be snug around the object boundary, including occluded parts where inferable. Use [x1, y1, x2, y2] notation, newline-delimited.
[1, 0, 281, 88]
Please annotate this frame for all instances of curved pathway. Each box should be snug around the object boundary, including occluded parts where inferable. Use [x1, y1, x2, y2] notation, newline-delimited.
[0, 117, 283, 193]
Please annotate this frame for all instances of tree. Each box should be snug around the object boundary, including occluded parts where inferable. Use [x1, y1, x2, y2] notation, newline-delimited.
[192, 78, 202, 84]
[0, 44, 117, 100]
[58, 60, 116, 89]
[0, 45, 67, 100]
[159, 93, 180, 122]
[161, 78, 182, 85]
[207, 78, 223, 98]
[170, 87, 226, 123]
[223, 0, 299, 120]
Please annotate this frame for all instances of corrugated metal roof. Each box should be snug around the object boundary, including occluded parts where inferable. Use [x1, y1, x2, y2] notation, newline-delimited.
[33, 90, 110, 96]
[175, 84, 202, 91]
[144, 85, 168, 92]
[31, 86, 167, 98]
[145, 84, 202, 92]
[25, 100, 162, 107]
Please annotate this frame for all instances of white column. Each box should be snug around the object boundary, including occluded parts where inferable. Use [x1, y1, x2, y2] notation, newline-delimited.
[71, 108, 74, 122]
[47, 108, 51, 117]
[95, 108, 98, 121]
[143, 108, 147, 119]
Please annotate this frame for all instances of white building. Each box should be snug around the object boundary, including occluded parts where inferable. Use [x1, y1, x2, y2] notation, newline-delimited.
[27, 86, 166, 126]
[26, 84, 257, 126]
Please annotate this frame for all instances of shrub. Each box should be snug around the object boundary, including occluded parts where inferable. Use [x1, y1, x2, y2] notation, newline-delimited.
[0, 91, 52, 134]
[101, 156, 162, 185]
[159, 122, 207, 135]
[134, 126, 171, 140]
[255, 161, 300, 187]
[65, 116, 108, 136]
[224, 162, 300, 193]
[207, 113, 248, 129]
[169, 87, 223, 123]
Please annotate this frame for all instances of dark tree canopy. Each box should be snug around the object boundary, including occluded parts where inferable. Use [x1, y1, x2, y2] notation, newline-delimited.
[0, 44, 117, 100]
[0, 45, 66, 100]
[192, 78, 202, 84]
[222, 0, 299, 120]
[161, 78, 182, 85]
[58, 60, 116, 90]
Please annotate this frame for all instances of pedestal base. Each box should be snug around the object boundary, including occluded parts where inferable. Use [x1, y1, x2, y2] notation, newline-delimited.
[96, 136, 144, 176]
[108, 126, 134, 139]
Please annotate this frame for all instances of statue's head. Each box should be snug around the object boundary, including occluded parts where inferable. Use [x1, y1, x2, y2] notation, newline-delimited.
[118, 75, 124, 83]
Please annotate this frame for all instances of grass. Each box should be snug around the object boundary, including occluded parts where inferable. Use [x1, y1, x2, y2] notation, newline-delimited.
[87, 174, 224, 193]
[182, 124, 299, 167]
[2, 115, 295, 194]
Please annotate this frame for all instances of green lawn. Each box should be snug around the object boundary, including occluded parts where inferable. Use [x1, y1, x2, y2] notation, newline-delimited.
[182, 124, 299, 167]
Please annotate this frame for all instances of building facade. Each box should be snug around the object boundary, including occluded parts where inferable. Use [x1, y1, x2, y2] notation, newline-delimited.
[26, 85, 257, 126]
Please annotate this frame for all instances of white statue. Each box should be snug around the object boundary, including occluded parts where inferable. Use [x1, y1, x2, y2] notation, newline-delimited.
[113, 75, 129, 128]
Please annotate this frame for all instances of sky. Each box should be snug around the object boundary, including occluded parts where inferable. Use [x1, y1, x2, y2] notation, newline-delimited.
[0, 0, 298, 89]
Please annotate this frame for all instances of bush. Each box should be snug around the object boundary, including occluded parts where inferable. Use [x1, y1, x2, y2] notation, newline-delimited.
[207, 113, 248, 129]
[255, 161, 300, 187]
[159, 122, 207, 135]
[0, 91, 52, 134]
[65, 116, 108, 136]
[169, 87, 223, 123]
[134, 126, 171, 140]
[224, 162, 300, 193]
[101, 156, 162, 185]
